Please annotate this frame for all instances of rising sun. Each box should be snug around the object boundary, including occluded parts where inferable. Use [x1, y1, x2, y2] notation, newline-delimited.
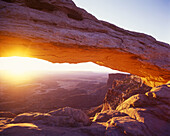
[0, 56, 121, 84]
[0, 56, 53, 84]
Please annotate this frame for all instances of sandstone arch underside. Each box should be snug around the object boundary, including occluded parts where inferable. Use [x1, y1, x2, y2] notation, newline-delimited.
[0, 0, 169, 87]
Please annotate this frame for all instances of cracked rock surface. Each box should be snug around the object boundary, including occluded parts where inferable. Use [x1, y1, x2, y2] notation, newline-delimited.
[0, 0, 169, 86]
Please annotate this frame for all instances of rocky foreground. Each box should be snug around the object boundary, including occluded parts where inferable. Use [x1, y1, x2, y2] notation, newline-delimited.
[0, 0, 169, 135]
[0, 74, 169, 136]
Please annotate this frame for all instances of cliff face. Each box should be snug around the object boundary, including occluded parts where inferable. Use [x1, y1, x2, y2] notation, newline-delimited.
[1, 74, 169, 136]
[93, 74, 170, 136]
[103, 74, 151, 110]
[0, 0, 169, 86]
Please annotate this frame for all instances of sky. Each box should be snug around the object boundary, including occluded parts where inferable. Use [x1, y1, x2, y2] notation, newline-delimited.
[73, 0, 170, 44]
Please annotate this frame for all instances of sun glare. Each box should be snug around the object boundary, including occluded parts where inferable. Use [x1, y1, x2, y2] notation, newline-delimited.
[0, 57, 53, 84]
[0, 56, 124, 84]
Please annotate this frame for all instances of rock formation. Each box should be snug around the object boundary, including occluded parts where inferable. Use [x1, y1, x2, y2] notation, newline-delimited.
[0, 0, 170, 135]
[0, 112, 16, 118]
[0, 107, 93, 136]
[0, 74, 170, 136]
[1, 84, 169, 136]
[0, 0, 169, 86]
[103, 74, 151, 110]
[92, 75, 170, 136]
[115, 84, 170, 136]
[11, 107, 91, 127]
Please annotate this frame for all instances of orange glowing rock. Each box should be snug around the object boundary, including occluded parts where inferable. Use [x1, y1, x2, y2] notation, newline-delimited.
[0, 0, 169, 87]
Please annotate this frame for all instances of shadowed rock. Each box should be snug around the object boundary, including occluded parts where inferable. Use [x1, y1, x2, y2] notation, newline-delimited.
[49, 107, 91, 126]
[93, 110, 127, 122]
[1, 84, 170, 136]
[0, 112, 16, 118]
[103, 74, 151, 110]
[0, 0, 170, 135]
[91, 75, 170, 136]
[0, 0, 169, 86]
[0, 107, 106, 136]
[116, 84, 170, 136]
[11, 107, 91, 127]
[107, 116, 151, 136]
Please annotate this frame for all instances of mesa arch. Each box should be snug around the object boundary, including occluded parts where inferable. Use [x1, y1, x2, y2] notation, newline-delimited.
[0, 0, 169, 87]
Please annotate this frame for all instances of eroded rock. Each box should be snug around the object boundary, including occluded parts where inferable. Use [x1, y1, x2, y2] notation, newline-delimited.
[1, 84, 170, 136]
[116, 84, 170, 136]
[0, 107, 105, 136]
[103, 74, 151, 110]
[0, 0, 169, 86]
[107, 116, 151, 136]
[49, 107, 91, 126]
[11, 107, 91, 127]
[0, 112, 16, 118]
[93, 110, 127, 122]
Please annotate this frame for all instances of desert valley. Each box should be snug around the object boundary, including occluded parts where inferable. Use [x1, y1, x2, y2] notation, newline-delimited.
[0, 0, 169, 136]
[0, 71, 108, 113]
[0, 71, 169, 136]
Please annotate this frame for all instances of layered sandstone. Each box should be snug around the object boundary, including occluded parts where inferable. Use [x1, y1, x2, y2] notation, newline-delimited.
[92, 75, 170, 136]
[0, 73, 170, 136]
[1, 84, 169, 136]
[103, 74, 151, 110]
[0, 0, 169, 86]
[115, 84, 170, 136]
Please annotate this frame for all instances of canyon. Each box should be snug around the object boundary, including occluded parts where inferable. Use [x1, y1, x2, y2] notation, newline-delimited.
[0, 0, 170, 136]
[0, 71, 108, 113]
[0, 73, 169, 136]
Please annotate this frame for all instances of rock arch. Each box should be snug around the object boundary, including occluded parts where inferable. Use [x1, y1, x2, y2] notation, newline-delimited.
[0, 0, 169, 87]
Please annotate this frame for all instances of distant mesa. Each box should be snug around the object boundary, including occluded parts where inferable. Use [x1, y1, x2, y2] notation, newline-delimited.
[0, 73, 170, 135]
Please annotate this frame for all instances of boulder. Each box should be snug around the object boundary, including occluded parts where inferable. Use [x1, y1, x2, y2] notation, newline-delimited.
[116, 84, 170, 136]
[93, 110, 127, 122]
[11, 107, 91, 127]
[49, 107, 91, 126]
[107, 116, 151, 136]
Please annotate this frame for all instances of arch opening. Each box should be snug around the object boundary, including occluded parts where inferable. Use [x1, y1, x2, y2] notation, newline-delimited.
[0, 56, 128, 113]
[0, 56, 127, 84]
[0, 0, 169, 134]
[0, 36, 168, 87]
